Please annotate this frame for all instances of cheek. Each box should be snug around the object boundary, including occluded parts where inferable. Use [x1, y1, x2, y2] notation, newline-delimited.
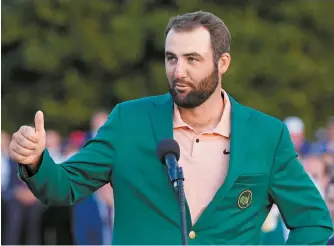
[165, 65, 175, 80]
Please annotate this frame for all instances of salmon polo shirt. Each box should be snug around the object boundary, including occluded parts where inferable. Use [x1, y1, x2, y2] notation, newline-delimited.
[173, 89, 231, 225]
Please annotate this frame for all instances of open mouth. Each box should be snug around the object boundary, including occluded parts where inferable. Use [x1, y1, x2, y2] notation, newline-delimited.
[175, 84, 189, 93]
[176, 84, 188, 88]
[175, 83, 190, 89]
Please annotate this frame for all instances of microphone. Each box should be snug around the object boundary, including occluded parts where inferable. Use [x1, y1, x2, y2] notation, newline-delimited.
[156, 138, 188, 245]
[156, 138, 182, 187]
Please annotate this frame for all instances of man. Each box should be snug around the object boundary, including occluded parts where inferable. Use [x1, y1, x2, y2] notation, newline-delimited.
[8, 11, 333, 245]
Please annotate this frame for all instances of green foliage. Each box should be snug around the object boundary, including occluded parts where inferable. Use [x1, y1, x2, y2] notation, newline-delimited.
[2, 0, 333, 137]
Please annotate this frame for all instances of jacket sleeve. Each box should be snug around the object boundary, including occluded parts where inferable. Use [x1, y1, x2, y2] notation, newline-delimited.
[269, 123, 333, 245]
[18, 104, 123, 206]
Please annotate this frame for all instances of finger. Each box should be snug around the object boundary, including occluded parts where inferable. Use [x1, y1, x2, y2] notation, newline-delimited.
[13, 144, 35, 157]
[34, 111, 45, 135]
[9, 148, 26, 163]
[20, 126, 38, 143]
[16, 132, 38, 150]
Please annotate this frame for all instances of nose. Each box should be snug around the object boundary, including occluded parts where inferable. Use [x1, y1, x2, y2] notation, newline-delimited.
[173, 61, 187, 80]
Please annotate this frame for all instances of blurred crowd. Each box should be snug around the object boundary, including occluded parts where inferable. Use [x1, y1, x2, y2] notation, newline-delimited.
[1, 112, 334, 245]
[1, 110, 114, 245]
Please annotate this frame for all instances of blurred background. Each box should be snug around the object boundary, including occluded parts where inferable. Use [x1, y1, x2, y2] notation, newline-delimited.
[1, 0, 334, 245]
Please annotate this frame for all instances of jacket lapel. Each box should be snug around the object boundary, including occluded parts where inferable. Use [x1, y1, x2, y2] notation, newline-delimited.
[148, 93, 182, 226]
[149, 93, 174, 144]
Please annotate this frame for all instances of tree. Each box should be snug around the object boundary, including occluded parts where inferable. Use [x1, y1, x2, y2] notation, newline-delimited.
[2, 0, 333, 137]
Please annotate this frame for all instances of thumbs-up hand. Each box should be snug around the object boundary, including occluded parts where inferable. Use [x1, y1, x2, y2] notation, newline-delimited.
[9, 111, 46, 167]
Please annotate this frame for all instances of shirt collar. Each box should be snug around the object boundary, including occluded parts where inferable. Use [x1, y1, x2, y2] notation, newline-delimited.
[173, 89, 231, 138]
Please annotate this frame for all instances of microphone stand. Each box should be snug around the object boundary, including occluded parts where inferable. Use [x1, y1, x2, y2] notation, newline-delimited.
[168, 165, 188, 245]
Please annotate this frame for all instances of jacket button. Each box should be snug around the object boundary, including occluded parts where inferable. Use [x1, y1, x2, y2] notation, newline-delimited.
[189, 231, 196, 239]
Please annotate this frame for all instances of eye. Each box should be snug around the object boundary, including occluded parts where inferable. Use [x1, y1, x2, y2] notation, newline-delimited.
[166, 56, 177, 63]
[188, 57, 197, 63]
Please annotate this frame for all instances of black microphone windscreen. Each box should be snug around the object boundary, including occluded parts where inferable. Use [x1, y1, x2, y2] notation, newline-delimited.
[156, 138, 180, 164]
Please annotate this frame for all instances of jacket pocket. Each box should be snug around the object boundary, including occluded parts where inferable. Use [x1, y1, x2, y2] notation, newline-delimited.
[234, 174, 266, 185]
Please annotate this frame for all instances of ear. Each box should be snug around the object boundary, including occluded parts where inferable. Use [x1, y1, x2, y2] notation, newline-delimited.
[218, 53, 231, 75]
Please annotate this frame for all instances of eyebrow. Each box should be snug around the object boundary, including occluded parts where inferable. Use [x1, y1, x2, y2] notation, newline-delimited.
[165, 51, 203, 59]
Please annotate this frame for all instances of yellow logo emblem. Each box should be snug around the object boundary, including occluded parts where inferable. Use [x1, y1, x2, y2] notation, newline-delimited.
[238, 190, 252, 209]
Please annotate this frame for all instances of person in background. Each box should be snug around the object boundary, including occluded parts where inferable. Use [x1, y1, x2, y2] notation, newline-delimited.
[260, 204, 287, 245]
[1, 131, 11, 239]
[312, 117, 334, 176]
[1, 131, 11, 194]
[284, 116, 312, 158]
[327, 177, 334, 245]
[3, 164, 45, 245]
[2, 132, 45, 245]
[63, 130, 87, 159]
[312, 117, 334, 154]
[86, 110, 109, 139]
[72, 184, 114, 245]
[321, 117, 334, 154]
[46, 129, 65, 163]
[327, 117, 334, 153]
[301, 155, 330, 198]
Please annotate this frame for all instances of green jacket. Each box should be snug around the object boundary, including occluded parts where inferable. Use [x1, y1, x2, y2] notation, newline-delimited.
[19, 93, 333, 245]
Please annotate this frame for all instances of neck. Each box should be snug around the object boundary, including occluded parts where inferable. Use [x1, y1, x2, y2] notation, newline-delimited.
[178, 87, 224, 133]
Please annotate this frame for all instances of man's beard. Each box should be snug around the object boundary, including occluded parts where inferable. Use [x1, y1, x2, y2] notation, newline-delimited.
[168, 68, 219, 108]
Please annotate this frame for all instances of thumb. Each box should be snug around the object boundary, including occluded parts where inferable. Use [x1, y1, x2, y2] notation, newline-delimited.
[34, 110, 45, 134]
